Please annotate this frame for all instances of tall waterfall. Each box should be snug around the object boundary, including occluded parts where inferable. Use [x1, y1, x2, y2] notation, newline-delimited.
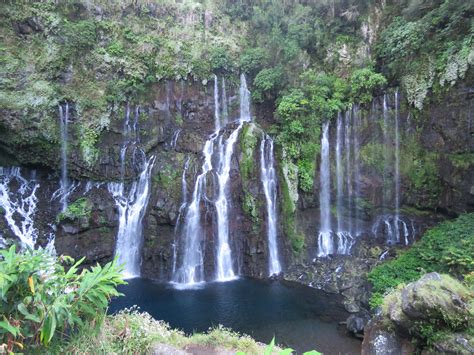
[317, 121, 333, 257]
[372, 92, 414, 245]
[394, 91, 401, 239]
[353, 105, 361, 235]
[172, 74, 250, 286]
[109, 106, 155, 278]
[260, 135, 281, 276]
[59, 103, 69, 211]
[108, 156, 155, 278]
[344, 111, 353, 235]
[0, 167, 39, 249]
[335, 114, 353, 254]
[214, 73, 251, 281]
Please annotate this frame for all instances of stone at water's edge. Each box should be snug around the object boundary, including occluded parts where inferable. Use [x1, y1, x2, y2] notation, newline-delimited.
[362, 273, 473, 354]
[151, 343, 189, 355]
[361, 315, 415, 355]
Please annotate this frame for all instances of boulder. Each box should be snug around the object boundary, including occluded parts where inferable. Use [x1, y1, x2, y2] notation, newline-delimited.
[361, 316, 415, 355]
[399, 273, 470, 329]
[433, 333, 474, 354]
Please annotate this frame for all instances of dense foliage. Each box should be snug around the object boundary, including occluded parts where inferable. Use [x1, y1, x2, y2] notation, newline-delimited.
[368, 213, 474, 308]
[0, 246, 124, 352]
[376, 0, 473, 109]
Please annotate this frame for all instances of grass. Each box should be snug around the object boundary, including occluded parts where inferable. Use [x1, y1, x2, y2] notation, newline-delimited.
[368, 213, 474, 308]
[48, 307, 272, 354]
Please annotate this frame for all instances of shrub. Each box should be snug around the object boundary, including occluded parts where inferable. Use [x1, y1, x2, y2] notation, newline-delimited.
[56, 197, 92, 222]
[239, 47, 268, 76]
[253, 67, 284, 102]
[0, 246, 125, 352]
[368, 213, 474, 308]
[350, 68, 387, 104]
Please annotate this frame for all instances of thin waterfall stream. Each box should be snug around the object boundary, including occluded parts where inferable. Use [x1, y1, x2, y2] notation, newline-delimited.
[59, 103, 69, 212]
[260, 135, 281, 276]
[317, 121, 333, 257]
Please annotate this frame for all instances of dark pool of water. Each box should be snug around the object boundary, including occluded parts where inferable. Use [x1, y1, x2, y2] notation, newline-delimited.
[109, 278, 361, 354]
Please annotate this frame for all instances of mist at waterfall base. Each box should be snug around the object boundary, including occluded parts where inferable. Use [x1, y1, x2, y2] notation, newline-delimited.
[109, 278, 361, 354]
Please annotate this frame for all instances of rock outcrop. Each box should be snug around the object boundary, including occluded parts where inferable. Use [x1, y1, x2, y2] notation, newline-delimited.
[362, 273, 473, 354]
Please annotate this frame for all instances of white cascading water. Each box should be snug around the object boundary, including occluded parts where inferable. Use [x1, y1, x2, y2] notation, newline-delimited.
[172, 136, 213, 285]
[352, 105, 361, 235]
[109, 106, 155, 278]
[335, 114, 352, 254]
[0, 167, 39, 249]
[373, 92, 414, 245]
[382, 94, 391, 218]
[344, 111, 353, 235]
[172, 157, 191, 276]
[173, 74, 250, 286]
[221, 77, 229, 126]
[214, 74, 221, 131]
[260, 135, 281, 275]
[394, 90, 401, 240]
[108, 156, 155, 278]
[214, 73, 251, 280]
[59, 103, 69, 211]
[317, 121, 333, 257]
[120, 103, 131, 179]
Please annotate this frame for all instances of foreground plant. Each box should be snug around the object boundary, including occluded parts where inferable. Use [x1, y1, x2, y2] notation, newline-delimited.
[0, 245, 125, 352]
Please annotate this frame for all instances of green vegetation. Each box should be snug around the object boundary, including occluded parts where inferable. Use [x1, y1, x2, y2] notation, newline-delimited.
[368, 213, 474, 308]
[50, 307, 319, 354]
[279, 158, 305, 255]
[349, 68, 387, 104]
[239, 124, 262, 231]
[56, 197, 92, 222]
[376, 0, 473, 109]
[0, 246, 124, 352]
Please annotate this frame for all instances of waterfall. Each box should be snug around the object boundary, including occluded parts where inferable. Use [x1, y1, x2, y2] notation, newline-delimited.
[394, 90, 401, 240]
[59, 103, 69, 212]
[353, 105, 361, 235]
[372, 92, 414, 245]
[214, 74, 221, 130]
[260, 135, 281, 276]
[172, 74, 250, 286]
[108, 156, 155, 278]
[0, 167, 39, 249]
[172, 137, 213, 285]
[344, 111, 353, 235]
[172, 157, 191, 276]
[120, 103, 131, 179]
[221, 77, 228, 126]
[336, 113, 344, 234]
[170, 129, 181, 149]
[109, 105, 155, 278]
[317, 121, 333, 257]
[382, 94, 390, 214]
[335, 114, 353, 254]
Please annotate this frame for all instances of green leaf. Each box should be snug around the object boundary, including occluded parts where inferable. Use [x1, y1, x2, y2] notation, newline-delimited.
[17, 303, 41, 323]
[0, 317, 20, 336]
[264, 337, 275, 355]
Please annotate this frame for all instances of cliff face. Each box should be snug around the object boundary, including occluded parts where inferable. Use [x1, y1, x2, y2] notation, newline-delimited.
[1, 76, 472, 313]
